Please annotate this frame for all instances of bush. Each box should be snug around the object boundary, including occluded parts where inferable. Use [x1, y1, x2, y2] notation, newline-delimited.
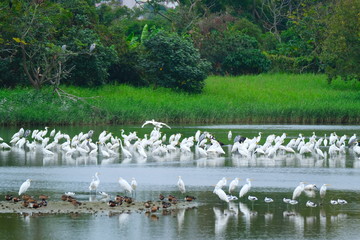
[139, 30, 210, 93]
[224, 49, 270, 75]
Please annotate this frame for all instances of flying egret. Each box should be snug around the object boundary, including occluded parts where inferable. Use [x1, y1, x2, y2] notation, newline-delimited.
[177, 176, 186, 194]
[19, 179, 32, 196]
[118, 177, 132, 194]
[292, 182, 305, 200]
[141, 119, 171, 129]
[239, 178, 252, 198]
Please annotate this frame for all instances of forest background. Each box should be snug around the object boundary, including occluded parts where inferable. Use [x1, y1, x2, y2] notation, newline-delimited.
[0, 0, 359, 125]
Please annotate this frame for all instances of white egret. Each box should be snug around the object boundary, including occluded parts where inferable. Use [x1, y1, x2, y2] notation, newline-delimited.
[90, 43, 96, 52]
[215, 177, 227, 190]
[19, 179, 32, 196]
[65, 192, 75, 196]
[264, 197, 274, 203]
[89, 172, 100, 193]
[213, 187, 229, 203]
[239, 178, 252, 198]
[118, 177, 132, 194]
[177, 176, 186, 194]
[131, 177, 137, 191]
[119, 139, 132, 159]
[320, 184, 330, 199]
[348, 134, 357, 147]
[289, 199, 298, 205]
[330, 200, 338, 205]
[141, 119, 171, 129]
[228, 177, 240, 194]
[323, 134, 328, 146]
[228, 131, 232, 141]
[292, 182, 305, 200]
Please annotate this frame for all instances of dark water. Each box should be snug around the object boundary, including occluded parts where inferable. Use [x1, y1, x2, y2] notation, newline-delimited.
[0, 125, 360, 239]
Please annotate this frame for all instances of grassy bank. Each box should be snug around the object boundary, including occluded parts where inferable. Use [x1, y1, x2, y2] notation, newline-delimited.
[1, 74, 360, 125]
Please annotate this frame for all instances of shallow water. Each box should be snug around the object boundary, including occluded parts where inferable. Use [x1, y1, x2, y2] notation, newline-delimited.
[0, 125, 360, 239]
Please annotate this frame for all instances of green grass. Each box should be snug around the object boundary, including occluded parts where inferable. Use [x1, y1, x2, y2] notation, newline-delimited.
[1, 73, 360, 125]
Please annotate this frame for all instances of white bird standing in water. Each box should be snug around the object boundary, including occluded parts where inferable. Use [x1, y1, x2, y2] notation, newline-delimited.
[215, 177, 227, 190]
[118, 177, 132, 194]
[292, 182, 305, 200]
[239, 178, 252, 198]
[19, 179, 32, 196]
[228, 177, 240, 194]
[89, 172, 100, 194]
[213, 187, 229, 203]
[228, 131, 232, 141]
[320, 184, 330, 199]
[131, 177, 137, 191]
[177, 176, 186, 194]
[130, 177, 138, 197]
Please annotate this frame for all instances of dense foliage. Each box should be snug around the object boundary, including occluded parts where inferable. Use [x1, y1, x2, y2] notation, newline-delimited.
[0, 0, 359, 93]
[139, 30, 210, 93]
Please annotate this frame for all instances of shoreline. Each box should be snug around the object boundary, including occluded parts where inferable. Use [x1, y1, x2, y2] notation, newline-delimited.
[0, 200, 199, 215]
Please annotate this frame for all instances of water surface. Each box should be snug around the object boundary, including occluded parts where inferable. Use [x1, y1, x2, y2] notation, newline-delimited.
[0, 125, 359, 239]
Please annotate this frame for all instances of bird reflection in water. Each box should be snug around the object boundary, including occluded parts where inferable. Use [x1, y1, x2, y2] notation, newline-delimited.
[177, 209, 185, 232]
[213, 207, 232, 235]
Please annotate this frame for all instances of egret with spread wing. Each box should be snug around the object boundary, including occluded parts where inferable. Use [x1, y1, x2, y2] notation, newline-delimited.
[141, 119, 171, 129]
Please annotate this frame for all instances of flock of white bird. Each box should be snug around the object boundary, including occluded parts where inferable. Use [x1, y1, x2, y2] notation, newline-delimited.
[1, 120, 359, 164]
[209, 176, 348, 208]
[2, 120, 356, 207]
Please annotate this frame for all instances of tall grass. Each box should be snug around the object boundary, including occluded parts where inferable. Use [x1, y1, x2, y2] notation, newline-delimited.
[1, 74, 360, 125]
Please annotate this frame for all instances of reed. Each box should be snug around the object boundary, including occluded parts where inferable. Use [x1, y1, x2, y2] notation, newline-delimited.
[1, 74, 360, 125]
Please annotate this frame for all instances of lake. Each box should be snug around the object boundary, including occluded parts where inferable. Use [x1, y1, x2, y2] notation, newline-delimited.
[0, 124, 360, 239]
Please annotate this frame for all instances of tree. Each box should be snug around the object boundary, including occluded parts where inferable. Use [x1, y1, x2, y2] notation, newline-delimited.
[0, 2, 73, 90]
[320, 0, 360, 82]
[139, 30, 210, 93]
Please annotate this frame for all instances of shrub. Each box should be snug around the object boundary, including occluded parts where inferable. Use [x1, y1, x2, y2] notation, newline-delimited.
[139, 30, 210, 93]
[224, 49, 270, 75]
